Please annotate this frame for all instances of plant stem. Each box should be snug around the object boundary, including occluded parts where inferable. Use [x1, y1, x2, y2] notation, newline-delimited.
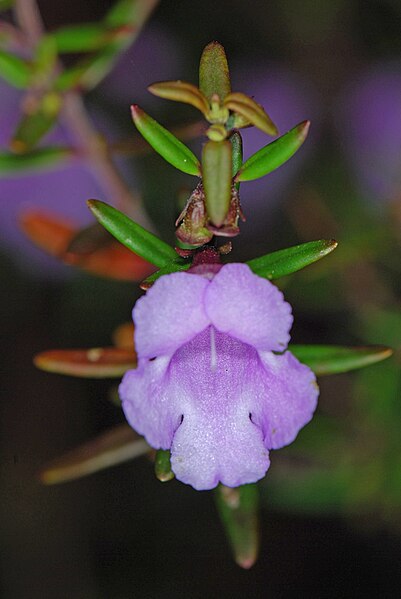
[14, 0, 154, 230]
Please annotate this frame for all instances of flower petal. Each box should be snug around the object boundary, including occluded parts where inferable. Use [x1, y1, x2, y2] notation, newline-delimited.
[133, 271, 210, 359]
[119, 356, 182, 449]
[205, 263, 293, 352]
[167, 328, 270, 490]
[250, 351, 319, 450]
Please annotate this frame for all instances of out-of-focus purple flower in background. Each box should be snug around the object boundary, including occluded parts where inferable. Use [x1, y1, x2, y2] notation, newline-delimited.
[338, 63, 401, 204]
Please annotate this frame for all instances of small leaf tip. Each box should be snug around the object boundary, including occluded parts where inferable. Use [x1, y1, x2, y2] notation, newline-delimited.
[130, 104, 142, 119]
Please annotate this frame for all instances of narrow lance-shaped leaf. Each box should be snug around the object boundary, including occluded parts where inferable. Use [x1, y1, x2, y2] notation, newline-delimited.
[39, 424, 149, 485]
[0, 147, 72, 177]
[87, 200, 177, 267]
[225, 92, 278, 137]
[215, 484, 260, 569]
[53, 23, 112, 53]
[202, 140, 232, 227]
[148, 80, 209, 114]
[34, 347, 137, 378]
[289, 345, 393, 376]
[154, 449, 175, 482]
[247, 239, 338, 280]
[0, 49, 31, 88]
[199, 41, 231, 101]
[20, 209, 154, 281]
[55, 1, 158, 91]
[131, 105, 201, 176]
[77, 43, 123, 91]
[236, 120, 310, 182]
[105, 0, 159, 28]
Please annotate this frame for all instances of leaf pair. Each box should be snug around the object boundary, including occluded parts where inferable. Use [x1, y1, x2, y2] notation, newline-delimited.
[87, 199, 338, 279]
[131, 103, 309, 184]
[150, 43, 277, 136]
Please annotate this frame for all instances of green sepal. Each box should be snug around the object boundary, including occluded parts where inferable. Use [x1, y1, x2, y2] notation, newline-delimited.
[0, 49, 31, 88]
[11, 93, 61, 153]
[215, 484, 260, 569]
[140, 259, 191, 288]
[202, 139, 232, 227]
[289, 344, 393, 376]
[131, 105, 201, 176]
[154, 449, 174, 482]
[0, 146, 72, 176]
[235, 120, 310, 182]
[199, 41, 231, 101]
[87, 200, 177, 267]
[230, 131, 243, 181]
[247, 239, 338, 279]
[53, 23, 111, 53]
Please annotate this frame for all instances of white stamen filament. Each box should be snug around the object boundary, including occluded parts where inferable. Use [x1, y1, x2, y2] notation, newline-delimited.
[210, 326, 217, 371]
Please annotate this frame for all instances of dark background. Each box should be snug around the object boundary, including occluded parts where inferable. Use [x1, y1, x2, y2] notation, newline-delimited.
[1, 1, 401, 597]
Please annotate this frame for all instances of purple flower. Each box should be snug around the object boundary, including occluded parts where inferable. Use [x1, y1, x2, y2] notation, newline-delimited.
[119, 263, 318, 490]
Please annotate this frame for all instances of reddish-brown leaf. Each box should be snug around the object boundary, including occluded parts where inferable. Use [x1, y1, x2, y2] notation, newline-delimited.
[19, 209, 155, 281]
[34, 346, 136, 378]
[39, 424, 149, 484]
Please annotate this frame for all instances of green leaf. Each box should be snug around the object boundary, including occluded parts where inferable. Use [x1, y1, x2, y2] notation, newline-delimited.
[87, 200, 177, 267]
[0, 0, 15, 10]
[235, 120, 310, 182]
[289, 344, 393, 376]
[225, 92, 278, 137]
[53, 23, 110, 53]
[140, 259, 191, 288]
[55, 1, 158, 90]
[215, 484, 260, 569]
[199, 41, 231, 101]
[148, 80, 209, 114]
[131, 105, 201, 176]
[39, 424, 149, 485]
[0, 147, 72, 177]
[247, 239, 338, 279]
[0, 49, 31, 88]
[105, 0, 158, 28]
[154, 449, 174, 482]
[53, 62, 88, 92]
[202, 139, 232, 227]
[11, 92, 61, 152]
